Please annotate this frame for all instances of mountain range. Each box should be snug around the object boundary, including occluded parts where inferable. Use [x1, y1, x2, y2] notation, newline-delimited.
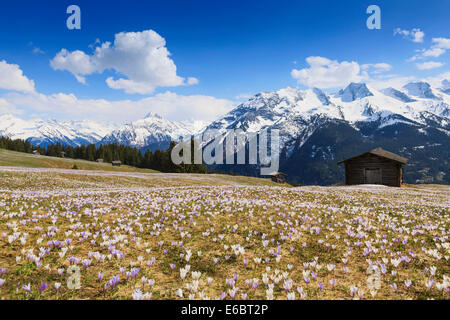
[0, 114, 116, 147]
[1, 80, 449, 185]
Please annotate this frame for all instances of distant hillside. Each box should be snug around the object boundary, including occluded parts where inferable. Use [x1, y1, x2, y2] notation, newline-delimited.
[0, 148, 159, 173]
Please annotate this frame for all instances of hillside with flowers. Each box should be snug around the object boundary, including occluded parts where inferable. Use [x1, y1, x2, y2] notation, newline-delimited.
[0, 166, 448, 300]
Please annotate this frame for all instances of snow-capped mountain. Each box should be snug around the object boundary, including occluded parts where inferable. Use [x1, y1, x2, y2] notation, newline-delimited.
[201, 80, 450, 184]
[0, 114, 116, 147]
[338, 82, 374, 102]
[403, 81, 441, 100]
[202, 81, 449, 148]
[98, 113, 200, 151]
[1, 79, 449, 184]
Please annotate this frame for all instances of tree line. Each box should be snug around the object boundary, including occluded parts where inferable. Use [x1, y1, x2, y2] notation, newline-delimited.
[0, 136, 209, 173]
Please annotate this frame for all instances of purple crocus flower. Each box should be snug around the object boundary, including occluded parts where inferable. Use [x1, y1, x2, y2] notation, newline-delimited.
[318, 282, 324, 291]
[40, 282, 49, 294]
[22, 283, 31, 293]
[67, 257, 79, 265]
[130, 268, 140, 279]
[81, 259, 92, 268]
[108, 275, 120, 289]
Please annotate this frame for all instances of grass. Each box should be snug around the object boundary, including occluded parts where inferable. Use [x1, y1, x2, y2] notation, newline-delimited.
[0, 148, 159, 173]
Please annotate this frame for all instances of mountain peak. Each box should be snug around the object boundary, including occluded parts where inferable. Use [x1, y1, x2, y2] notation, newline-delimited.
[100, 113, 195, 151]
[144, 112, 163, 119]
[339, 83, 373, 102]
[403, 81, 440, 100]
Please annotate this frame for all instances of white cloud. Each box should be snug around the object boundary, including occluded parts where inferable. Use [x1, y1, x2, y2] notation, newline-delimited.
[32, 47, 45, 55]
[28, 42, 45, 55]
[50, 30, 197, 94]
[50, 49, 97, 79]
[0, 98, 22, 115]
[415, 61, 444, 70]
[367, 70, 450, 91]
[408, 37, 450, 61]
[367, 75, 417, 91]
[394, 28, 425, 43]
[432, 37, 450, 50]
[361, 63, 392, 74]
[187, 77, 199, 85]
[291, 56, 364, 89]
[0, 60, 35, 93]
[422, 47, 446, 58]
[0, 59, 230, 123]
[424, 71, 450, 88]
[4, 90, 234, 123]
[291, 57, 391, 89]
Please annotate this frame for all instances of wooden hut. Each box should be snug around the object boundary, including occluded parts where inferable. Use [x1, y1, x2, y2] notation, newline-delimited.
[337, 148, 407, 187]
[112, 160, 122, 167]
[269, 172, 287, 184]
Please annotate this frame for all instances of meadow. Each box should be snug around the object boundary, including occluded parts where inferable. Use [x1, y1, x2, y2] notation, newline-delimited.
[0, 166, 448, 300]
[0, 148, 158, 173]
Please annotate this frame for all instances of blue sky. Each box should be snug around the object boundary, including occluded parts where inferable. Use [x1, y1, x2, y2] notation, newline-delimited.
[0, 0, 449, 123]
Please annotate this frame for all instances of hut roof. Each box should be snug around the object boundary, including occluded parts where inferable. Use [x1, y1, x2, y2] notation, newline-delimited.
[337, 148, 408, 165]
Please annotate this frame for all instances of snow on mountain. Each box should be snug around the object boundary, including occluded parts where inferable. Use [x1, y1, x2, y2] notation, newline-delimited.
[381, 87, 417, 103]
[98, 112, 198, 150]
[403, 82, 441, 100]
[0, 114, 116, 147]
[200, 81, 450, 158]
[313, 88, 332, 105]
[441, 80, 450, 95]
[337, 82, 374, 102]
